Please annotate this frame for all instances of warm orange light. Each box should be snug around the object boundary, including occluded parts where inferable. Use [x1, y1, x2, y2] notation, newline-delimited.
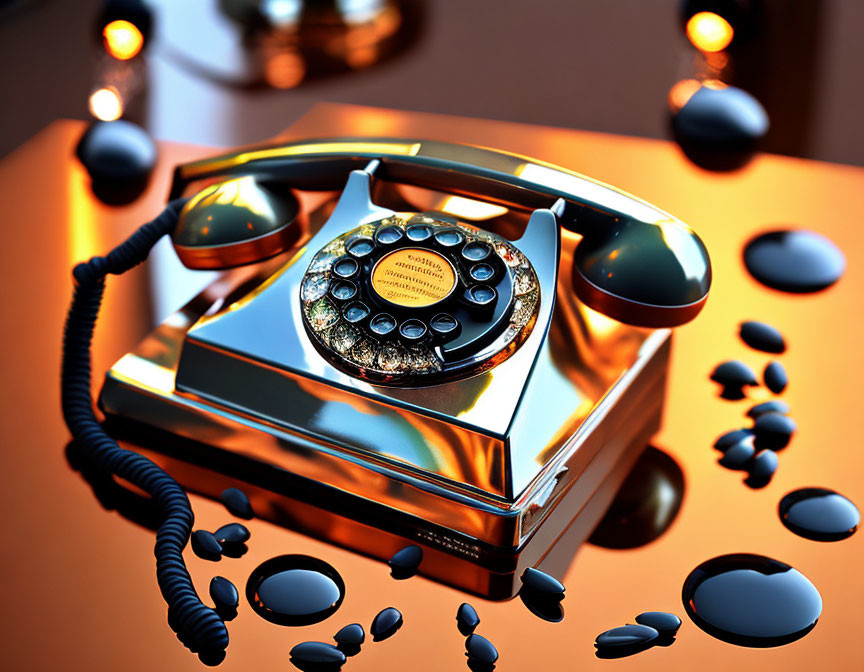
[88, 87, 124, 121]
[103, 20, 144, 60]
[686, 11, 734, 52]
[668, 78, 702, 112]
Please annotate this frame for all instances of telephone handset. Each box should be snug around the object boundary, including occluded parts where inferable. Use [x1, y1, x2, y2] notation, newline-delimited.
[168, 138, 710, 385]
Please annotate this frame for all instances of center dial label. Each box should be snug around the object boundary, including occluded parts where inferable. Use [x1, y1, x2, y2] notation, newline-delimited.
[371, 248, 456, 308]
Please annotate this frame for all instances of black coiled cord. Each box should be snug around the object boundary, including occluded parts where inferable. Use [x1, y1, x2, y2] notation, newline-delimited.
[61, 199, 230, 661]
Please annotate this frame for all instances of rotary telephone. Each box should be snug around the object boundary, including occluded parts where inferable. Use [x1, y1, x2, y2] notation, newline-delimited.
[64, 136, 711, 656]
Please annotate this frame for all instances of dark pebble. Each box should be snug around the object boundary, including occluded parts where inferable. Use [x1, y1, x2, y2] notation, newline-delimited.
[753, 412, 796, 450]
[465, 634, 499, 665]
[710, 361, 759, 388]
[215, 522, 250, 546]
[743, 229, 845, 293]
[747, 400, 790, 419]
[747, 449, 779, 486]
[718, 437, 755, 470]
[334, 623, 364, 656]
[191, 530, 222, 561]
[779, 488, 860, 542]
[520, 567, 565, 600]
[764, 361, 788, 394]
[289, 642, 346, 671]
[457, 603, 480, 636]
[634, 611, 681, 636]
[334, 623, 365, 646]
[220, 542, 248, 559]
[220, 487, 254, 519]
[739, 321, 786, 354]
[713, 428, 754, 452]
[370, 607, 403, 641]
[594, 624, 659, 659]
[388, 545, 422, 579]
[209, 576, 239, 610]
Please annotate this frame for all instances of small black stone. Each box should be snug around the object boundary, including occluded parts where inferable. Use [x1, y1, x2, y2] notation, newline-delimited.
[594, 624, 659, 658]
[334, 623, 365, 646]
[747, 400, 790, 419]
[634, 611, 681, 636]
[220, 487, 254, 519]
[520, 567, 565, 599]
[457, 603, 480, 635]
[215, 522, 250, 546]
[209, 576, 239, 610]
[749, 449, 779, 481]
[289, 641, 346, 671]
[388, 545, 422, 579]
[743, 229, 846, 293]
[191, 530, 222, 561]
[713, 428, 754, 452]
[753, 412, 796, 450]
[334, 623, 364, 656]
[710, 361, 759, 388]
[764, 361, 788, 394]
[465, 634, 499, 665]
[718, 437, 755, 470]
[370, 607, 403, 641]
[745, 449, 779, 489]
[739, 321, 786, 354]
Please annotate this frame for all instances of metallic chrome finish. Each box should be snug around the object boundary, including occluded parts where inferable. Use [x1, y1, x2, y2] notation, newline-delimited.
[173, 175, 302, 269]
[168, 137, 711, 326]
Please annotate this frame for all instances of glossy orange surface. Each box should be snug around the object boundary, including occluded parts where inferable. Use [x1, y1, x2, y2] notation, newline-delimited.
[1, 107, 863, 670]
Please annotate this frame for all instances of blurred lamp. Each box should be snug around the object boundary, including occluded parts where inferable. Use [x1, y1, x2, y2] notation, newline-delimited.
[98, 0, 152, 60]
[680, 0, 756, 52]
[88, 86, 124, 121]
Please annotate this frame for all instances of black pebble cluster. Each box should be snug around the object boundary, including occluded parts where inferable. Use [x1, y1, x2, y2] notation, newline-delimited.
[594, 611, 681, 659]
[290, 609, 402, 671]
[454, 603, 497, 670]
[190, 522, 251, 561]
[710, 321, 793, 488]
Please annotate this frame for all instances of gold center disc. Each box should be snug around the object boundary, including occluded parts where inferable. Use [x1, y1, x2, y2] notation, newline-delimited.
[371, 248, 457, 308]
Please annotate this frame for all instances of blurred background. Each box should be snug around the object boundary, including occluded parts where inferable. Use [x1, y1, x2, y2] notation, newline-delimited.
[0, 0, 862, 166]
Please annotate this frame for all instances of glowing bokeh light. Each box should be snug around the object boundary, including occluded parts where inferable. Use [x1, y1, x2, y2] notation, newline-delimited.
[88, 87, 124, 121]
[103, 19, 144, 60]
[686, 11, 734, 53]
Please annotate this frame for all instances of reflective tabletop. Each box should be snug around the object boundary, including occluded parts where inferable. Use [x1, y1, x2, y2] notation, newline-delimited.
[1, 105, 863, 671]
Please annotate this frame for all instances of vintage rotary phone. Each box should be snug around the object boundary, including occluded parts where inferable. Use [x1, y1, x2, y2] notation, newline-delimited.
[63, 138, 710, 659]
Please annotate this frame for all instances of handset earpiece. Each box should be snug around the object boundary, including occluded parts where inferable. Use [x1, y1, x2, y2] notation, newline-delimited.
[571, 215, 711, 328]
[172, 175, 302, 269]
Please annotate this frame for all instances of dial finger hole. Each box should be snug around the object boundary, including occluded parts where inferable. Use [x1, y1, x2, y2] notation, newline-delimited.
[333, 257, 359, 278]
[469, 263, 495, 282]
[430, 313, 458, 335]
[399, 319, 428, 341]
[330, 280, 357, 301]
[435, 229, 464, 247]
[369, 313, 397, 335]
[347, 237, 374, 258]
[343, 301, 370, 323]
[406, 224, 432, 241]
[466, 284, 496, 306]
[462, 241, 491, 261]
[376, 226, 404, 245]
